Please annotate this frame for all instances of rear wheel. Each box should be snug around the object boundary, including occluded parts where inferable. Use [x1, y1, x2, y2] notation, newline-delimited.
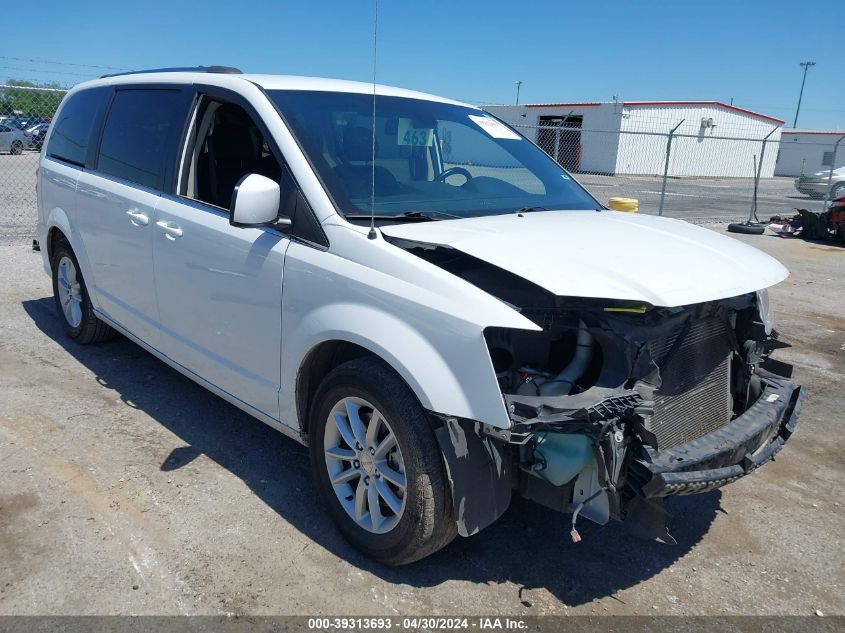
[309, 357, 456, 565]
[831, 183, 845, 200]
[10, 140, 23, 155]
[51, 239, 114, 344]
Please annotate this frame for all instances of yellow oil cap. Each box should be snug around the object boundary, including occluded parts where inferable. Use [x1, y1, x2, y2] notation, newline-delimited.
[608, 197, 638, 212]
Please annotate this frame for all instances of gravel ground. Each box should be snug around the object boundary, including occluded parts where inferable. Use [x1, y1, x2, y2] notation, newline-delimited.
[577, 173, 823, 223]
[0, 227, 842, 616]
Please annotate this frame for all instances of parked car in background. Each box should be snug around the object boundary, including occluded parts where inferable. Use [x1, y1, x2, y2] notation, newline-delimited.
[0, 123, 28, 154]
[4, 117, 28, 129]
[27, 122, 49, 150]
[795, 166, 845, 199]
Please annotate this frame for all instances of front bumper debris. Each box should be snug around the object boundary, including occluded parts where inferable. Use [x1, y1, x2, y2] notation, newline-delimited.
[635, 370, 804, 497]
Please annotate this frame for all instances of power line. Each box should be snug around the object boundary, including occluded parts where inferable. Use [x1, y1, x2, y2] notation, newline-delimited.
[0, 65, 97, 78]
[0, 56, 127, 71]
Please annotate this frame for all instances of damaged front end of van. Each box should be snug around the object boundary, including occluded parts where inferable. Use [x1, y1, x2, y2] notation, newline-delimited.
[431, 292, 804, 544]
[383, 212, 804, 544]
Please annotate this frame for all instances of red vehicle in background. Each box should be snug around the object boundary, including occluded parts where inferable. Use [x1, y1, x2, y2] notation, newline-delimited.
[828, 196, 845, 242]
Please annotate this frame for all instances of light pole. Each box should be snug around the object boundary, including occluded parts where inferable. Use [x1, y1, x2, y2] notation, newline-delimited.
[515, 80, 522, 105]
[793, 61, 816, 128]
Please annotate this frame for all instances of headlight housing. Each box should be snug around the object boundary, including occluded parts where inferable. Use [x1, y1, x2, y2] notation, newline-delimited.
[757, 289, 774, 334]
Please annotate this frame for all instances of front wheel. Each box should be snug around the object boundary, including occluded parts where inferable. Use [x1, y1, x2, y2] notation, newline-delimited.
[309, 357, 457, 565]
[10, 140, 23, 155]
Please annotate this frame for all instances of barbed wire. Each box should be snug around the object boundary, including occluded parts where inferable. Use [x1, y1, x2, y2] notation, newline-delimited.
[0, 66, 97, 79]
[0, 56, 128, 71]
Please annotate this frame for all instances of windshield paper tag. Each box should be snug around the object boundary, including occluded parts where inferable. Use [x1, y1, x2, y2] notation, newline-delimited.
[468, 115, 521, 140]
[398, 118, 434, 146]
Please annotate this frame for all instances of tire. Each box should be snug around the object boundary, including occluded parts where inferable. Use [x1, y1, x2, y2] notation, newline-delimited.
[309, 357, 457, 565]
[831, 183, 845, 200]
[10, 140, 23, 155]
[51, 239, 114, 344]
[727, 222, 765, 235]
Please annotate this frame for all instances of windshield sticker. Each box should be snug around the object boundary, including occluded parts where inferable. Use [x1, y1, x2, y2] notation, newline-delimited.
[468, 115, 521, 140]
[397, 118, 434, 146]
[560, 173, 571, 180]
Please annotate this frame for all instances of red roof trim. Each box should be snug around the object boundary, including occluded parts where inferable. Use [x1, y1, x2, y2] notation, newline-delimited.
[623, 101, 785, 125]
[524, 103, 602, 108]
[781, 130, 845, 136]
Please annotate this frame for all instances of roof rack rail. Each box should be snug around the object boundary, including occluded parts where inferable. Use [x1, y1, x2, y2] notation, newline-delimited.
[100, 65, 242, 79]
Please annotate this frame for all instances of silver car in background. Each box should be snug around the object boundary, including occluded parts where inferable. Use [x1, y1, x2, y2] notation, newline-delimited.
[0, 123, 28, 154]
[795, 166, 845, 200]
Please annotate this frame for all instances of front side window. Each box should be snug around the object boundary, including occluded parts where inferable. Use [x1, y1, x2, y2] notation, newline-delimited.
[180, 98, 282, 209]
[269, 90, 599, 222]
[97, 89, 192, 190]
[46, 87, 109, 166]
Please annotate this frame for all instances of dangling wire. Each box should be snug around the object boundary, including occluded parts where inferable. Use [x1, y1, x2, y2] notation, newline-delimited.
[367, 0, 379, 240]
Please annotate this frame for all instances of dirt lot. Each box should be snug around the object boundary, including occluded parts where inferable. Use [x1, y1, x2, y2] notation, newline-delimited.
[0, 227, 842, 616]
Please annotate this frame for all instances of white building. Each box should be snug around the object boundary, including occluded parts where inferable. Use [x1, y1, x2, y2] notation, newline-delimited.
[484, 101, 784, 178]
[774, 130, 845, 176]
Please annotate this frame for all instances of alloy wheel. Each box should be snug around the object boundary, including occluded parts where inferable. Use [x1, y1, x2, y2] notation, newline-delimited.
[56, 256, 83, 328]
[323, 397, 407, 534]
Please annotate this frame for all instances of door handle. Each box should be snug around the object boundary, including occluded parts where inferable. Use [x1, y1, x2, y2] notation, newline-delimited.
[155, 220, 183, 240]
[126, 209, 149, 226]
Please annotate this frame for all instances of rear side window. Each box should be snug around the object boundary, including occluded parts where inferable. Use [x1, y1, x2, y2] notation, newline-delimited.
[46, 87, 109, 166]
[97, 89, 192, 191]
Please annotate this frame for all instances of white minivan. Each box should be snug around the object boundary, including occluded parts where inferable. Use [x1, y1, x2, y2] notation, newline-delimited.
[36, 67, 804, 564]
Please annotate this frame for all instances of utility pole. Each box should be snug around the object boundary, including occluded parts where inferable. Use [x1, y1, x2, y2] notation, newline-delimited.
[515, 80, 522, 105]
[793, 61, 816, 127]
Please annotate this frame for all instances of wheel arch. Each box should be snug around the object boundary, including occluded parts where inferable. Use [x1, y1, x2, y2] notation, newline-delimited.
[296, 339, 375, 438]
[44, 206, 73, 261]
[46, 225, 69, 262]
[283, 302, 510, 434]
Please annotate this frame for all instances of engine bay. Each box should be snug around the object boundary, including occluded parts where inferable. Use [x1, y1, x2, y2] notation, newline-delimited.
[393, 237, 789, 542]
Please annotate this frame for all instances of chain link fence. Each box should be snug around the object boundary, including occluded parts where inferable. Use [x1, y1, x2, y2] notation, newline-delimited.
[510, 119, 844, 225]
[0, 84, 66, 240]
[0, 82, 843, 240]
[514, 116, 845, 223]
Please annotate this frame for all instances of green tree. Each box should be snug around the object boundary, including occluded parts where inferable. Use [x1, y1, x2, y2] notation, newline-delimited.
[0, 79, 67, 118]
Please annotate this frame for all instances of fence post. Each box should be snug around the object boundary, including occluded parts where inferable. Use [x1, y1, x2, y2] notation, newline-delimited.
[658, 119, 685, 216]
[552, 110, 574, 167]
[752, 127, 779, 221]
[821, 135, 845, 212]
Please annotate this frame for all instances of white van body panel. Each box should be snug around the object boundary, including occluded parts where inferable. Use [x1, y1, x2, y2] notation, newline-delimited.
[153, 194, 289, 421]
[278, 221, 542, 431]
[74, 172, 161, 346]
[37, 160, 81, 273]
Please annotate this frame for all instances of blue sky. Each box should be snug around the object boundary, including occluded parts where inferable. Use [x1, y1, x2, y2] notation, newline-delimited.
[4, 0, 842, 129]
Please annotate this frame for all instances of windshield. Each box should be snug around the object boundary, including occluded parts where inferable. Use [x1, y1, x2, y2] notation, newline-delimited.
[268, 90, 600, 221]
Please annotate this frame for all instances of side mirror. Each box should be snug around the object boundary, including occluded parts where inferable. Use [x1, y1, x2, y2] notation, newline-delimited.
[230, 173, 285, 228]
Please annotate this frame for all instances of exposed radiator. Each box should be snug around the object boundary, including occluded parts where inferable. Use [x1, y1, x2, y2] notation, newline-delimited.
[648, 318, 733, 450]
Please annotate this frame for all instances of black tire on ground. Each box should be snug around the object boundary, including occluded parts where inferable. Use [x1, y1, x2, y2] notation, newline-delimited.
[728, 222, 766, 235]
[10, 140, 23, 155]
[51, 239, 115, 344]
[309, 357, 457, 565]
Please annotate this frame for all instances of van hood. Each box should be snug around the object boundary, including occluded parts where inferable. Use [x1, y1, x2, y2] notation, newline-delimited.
[380, 210, 788, 307]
